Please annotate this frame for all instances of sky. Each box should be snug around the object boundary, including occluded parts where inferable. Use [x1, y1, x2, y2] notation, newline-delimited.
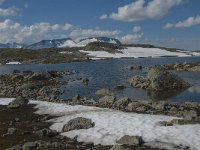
[0, 0, 200, 50]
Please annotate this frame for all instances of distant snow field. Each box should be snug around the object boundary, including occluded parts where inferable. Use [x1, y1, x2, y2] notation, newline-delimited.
[1, 98, 200, 150]
[5, 61, 22, 65]
[80, 47, 191, 59]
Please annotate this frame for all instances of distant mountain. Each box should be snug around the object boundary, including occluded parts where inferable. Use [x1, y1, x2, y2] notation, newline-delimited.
[0, 37, 122, 50]
[78, 37, 121, 46]
[0, 42, 25, 49]
[24, 38, 73, 50]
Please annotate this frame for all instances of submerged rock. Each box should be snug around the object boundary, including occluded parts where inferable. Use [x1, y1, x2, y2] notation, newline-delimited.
[95, 88, 113, 96]
[129, 65, 143, 70]
[62, 117, 95, 132]
[128, 68, 191, 101]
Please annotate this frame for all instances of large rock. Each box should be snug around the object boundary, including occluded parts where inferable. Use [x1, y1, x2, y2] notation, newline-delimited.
[62, 117, 95, 132]
[116, 135, 144, 146]
[7, 98, 29, 109]
[99, 96, 116, 107]
[128, 68, 191, 94]
[95, 88, 113, 96]
[113, 97, 131, 110]
[35, 128, 59, 137]
[147, 68, 191, 91]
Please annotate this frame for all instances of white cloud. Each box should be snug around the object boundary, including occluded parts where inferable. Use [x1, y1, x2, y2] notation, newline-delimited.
[63, 23, 73, 30]
[0, 6, 21, 17]
[163, 23, 174, 29]
[102, 0, 183, 22]
[175, 15, 200, 28]
[164, 16, 200, 29]
[120, 33, 144, 44]
[99, 14, 108, 20]
[0, 19, 74, 44]
[70, 29, 120, 39]
[133, 26, 141, 32]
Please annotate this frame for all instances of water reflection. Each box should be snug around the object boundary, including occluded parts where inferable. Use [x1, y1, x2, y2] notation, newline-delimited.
[147, 89, 188, 101]
[0, 57, 200, 102]
[188, 86, 200, 94]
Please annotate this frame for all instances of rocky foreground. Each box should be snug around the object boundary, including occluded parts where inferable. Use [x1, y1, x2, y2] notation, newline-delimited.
[0, 68, 200, 149]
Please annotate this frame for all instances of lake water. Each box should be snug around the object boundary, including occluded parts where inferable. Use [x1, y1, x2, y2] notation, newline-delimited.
[0, 56, 200, 102]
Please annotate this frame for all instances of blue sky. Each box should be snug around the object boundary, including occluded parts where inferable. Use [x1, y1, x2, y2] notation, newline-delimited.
[0, 0, 200, 50]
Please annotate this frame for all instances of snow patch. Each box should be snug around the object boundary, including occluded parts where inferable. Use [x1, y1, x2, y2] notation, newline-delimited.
[58, 40, 81, 48]
[1, 98, 200, 150]
[80, 47, 190, 59]
[30, 100, 200, 150]
[0, 98, 15, 105]
[6, 61, 22, 65]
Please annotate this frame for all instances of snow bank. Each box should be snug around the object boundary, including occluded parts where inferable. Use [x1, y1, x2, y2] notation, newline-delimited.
[6, 61, 22, 65]
[30, 100, 200, 150]
[80, 47, 190, 59]
[0, 98, 15, 105]
[1, 98, 200, 149]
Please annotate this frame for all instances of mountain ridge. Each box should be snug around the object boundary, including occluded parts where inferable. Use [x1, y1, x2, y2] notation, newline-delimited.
[0, 37, 121, 50]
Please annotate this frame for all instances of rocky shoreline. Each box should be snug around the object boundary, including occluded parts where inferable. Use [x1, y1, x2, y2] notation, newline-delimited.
[160, 62, 200, 72]
[0, 68, 200, 149]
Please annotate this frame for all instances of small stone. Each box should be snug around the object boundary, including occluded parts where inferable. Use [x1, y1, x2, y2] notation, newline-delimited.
[116, 135, 144, 146]
[7, 127, 17, 135]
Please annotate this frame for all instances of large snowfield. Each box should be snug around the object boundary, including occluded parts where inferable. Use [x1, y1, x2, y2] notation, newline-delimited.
[1, 98, 200, 150]
[80, 47, 193, 59]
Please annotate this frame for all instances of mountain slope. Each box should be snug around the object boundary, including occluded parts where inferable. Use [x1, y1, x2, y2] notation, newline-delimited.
[0, 43, 24, 49]
[24, 38, 74, 50]
[0, 37, 121, 50]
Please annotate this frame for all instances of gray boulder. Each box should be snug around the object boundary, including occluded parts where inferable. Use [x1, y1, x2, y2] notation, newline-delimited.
[7, 98, 29, 109]
[35, 128, 59, 137]
[99, 96, 116, 107]
[113, 97, 131, 110]
[62, 117, 95, 132]
[147, 68, 191, 91]
[116, 135, 144, 146]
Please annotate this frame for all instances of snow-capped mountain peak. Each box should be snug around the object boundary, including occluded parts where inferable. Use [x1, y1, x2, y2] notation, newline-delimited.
[0, 37, 121, 50]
